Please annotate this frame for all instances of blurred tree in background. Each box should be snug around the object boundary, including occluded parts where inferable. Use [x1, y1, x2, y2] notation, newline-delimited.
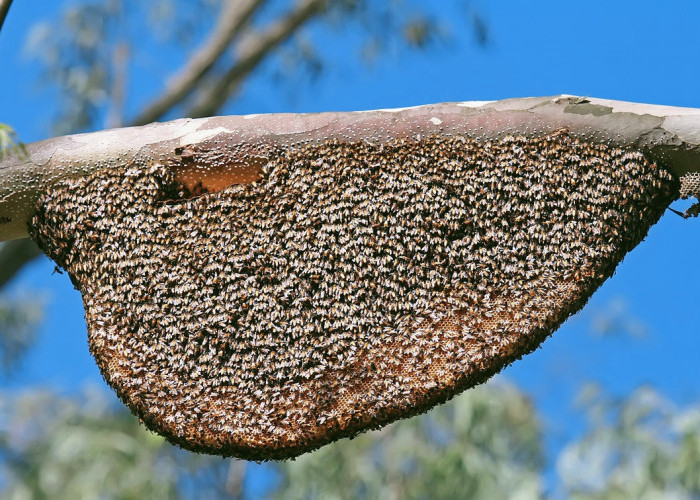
[0, 383, 543, 499]
[0, 387, 234, 499]
[1, 1, 700, 498]
[271, 383, 544, 500]
[556, 385, 700, 500]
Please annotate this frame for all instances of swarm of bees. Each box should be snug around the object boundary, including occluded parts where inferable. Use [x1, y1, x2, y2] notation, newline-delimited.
[29, 131, 678, 460]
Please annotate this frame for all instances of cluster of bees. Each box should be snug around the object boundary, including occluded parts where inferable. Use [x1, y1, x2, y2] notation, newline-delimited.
[29, 131, 678, 460]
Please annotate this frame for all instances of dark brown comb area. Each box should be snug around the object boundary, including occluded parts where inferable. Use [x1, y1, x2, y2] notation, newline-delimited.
[29, 133, 678, 460]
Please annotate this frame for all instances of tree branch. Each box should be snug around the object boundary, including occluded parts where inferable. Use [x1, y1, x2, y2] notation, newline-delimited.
[187, 0, 326, 119]
[2, 95, 700, 242]
[224, 460, 246, 499]
[130, 0, 266, 126]
[0, 239, 42, 289]
[0, 0, 13, 36]
[105, 42, 130, 129]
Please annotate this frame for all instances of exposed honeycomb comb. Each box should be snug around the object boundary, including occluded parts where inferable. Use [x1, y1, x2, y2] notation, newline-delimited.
[28, 131, 678, 460]
[676, 172, 700, 218]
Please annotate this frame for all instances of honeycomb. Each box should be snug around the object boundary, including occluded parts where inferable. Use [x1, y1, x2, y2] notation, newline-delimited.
[28, 132, 679, 460]
[678, 172, 700, 218]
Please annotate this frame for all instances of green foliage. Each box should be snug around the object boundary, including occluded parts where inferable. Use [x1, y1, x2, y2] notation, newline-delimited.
[2, 381, 700, 499]
[557, 385, 700, 499]
[270, 384, 700, 500]
[24, 0, 124, 134]
[0, 388, 177, 499]
[0, 382, 543, 499]
[0, 124, 26, 161]
[272, 382, 544, 500]
[0, 388, 231, 499]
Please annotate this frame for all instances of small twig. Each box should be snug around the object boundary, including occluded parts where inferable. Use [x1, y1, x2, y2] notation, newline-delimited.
[669, 203, 700, 219]
[668, 207, 689, 219]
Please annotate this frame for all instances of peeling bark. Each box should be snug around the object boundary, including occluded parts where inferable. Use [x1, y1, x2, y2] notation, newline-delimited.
[2, 95, 700, 241]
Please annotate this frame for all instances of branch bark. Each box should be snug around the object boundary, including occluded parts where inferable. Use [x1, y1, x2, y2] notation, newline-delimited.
[130, 0, 265, 126]
[187, 0, 326, 119]
[2, 95, 700, 242]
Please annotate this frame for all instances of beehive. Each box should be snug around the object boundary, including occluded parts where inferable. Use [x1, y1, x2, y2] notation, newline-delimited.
[29, 131, 679, 460]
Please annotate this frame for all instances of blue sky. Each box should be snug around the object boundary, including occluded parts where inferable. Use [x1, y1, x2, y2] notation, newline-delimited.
[2, 0, 700, 491]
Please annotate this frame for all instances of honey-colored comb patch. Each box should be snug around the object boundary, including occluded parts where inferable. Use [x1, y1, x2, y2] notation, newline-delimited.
[28, 133, 678, 460]
[170, 144, 265, 196]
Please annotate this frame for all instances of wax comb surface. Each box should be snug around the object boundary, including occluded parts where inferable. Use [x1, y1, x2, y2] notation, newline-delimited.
[29, 133, 678, 460]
